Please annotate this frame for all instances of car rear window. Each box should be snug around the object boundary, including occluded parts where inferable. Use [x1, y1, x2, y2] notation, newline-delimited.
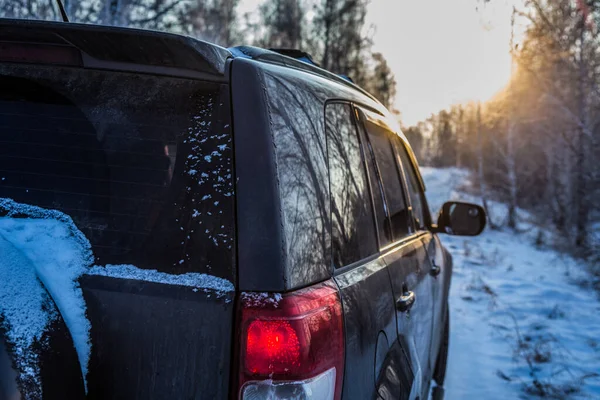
[0, 65, 234, 280]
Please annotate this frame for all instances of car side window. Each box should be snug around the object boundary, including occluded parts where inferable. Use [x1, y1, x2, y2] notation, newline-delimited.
[364, 121, 411, 242]
[326, 103, 378, 268]
[394, 139, 428, 230]
[355, 112, 391, 248]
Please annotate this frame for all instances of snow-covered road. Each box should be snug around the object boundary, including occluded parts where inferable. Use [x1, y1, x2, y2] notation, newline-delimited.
[422, 167, 600, 399]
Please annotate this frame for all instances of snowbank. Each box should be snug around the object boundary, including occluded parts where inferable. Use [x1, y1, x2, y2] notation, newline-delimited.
[0, 199, 93, 393]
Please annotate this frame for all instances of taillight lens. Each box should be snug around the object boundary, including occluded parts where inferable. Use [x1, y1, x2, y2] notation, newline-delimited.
[246, 320, 301, 373]
[237, 279, 345, 399]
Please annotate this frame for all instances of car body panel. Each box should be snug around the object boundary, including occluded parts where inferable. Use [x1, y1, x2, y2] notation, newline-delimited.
[424, 233, 453, 368]
[381, 235, 435, 399]
[230, 58, 288, 292]
[80, 275, 235, 400]
[334, 257, 407, 400]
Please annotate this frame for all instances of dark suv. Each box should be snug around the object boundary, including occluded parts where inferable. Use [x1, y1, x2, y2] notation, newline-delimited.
[0, 19, 485, 400]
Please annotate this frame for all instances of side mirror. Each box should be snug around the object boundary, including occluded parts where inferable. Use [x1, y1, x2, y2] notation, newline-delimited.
[435, 201, 486, 236]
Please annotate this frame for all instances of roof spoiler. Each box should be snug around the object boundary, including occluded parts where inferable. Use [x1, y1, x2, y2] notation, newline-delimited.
[0, 19, 231, 80]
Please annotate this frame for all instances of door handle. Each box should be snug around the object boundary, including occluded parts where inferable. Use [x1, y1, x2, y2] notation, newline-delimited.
[430, 262, 441, 277]
[396, 290, 416, 312]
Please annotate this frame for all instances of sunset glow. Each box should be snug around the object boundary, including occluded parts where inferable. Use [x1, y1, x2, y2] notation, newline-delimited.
[367, 0, 522, 125]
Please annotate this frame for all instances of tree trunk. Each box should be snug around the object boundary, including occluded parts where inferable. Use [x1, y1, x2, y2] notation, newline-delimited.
[506, 122, 518, 229]
[506, 6, 518, 230]
[321, 0, 333, 70]
[574, 16, 590, 253]
[477, 102, 497, 229]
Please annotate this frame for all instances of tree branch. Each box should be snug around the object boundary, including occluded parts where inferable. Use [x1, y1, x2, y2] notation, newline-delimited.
[129, 0, 185, 25]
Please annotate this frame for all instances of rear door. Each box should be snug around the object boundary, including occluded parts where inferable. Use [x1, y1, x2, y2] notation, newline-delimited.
[0, 61, 236, 399]
[357, 108, 434, 398]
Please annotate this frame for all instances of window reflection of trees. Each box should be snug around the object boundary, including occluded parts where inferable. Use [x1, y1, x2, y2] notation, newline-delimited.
[326, 104, 375, 268]
[264, 73, 331, 287]
[366, 127, 411, 241]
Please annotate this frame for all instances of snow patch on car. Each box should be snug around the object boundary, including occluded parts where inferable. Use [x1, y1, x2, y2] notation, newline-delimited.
[86, 264, 234, 298]
[241, 292, 283, 308]
[0, 199, 93, 394]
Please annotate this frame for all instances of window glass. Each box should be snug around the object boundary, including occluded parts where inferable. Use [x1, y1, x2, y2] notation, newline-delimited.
[264, 71, 330, 285]
[0, 67, 234, 279]
[356, 116, 390, 247]
[394, 139, 427, 230]
[365, 122, 411, 241]
[326, 104, 377, 267]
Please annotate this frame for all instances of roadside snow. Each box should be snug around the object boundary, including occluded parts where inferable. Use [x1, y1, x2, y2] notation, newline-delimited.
[422, 167, 600, 399]
[0, 200, 93, 393]
[87, 264, 234, 298]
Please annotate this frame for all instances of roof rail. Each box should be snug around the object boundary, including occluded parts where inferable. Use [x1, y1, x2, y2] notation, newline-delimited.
[268, 48, 320, 67]
[228, 45, 379, 104]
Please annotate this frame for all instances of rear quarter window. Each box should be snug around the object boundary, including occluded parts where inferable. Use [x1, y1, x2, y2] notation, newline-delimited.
[0, 66, 234, 280]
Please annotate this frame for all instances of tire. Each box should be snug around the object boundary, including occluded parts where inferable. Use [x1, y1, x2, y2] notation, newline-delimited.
[433, 308, 449, 386]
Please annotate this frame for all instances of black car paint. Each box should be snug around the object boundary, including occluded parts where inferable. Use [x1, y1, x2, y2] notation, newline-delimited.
[333, 257, 405, 400]
[230, 57, 288, 292]
[425, 234, 453, 371]
[0, 20, 456, 400]
[80, 275, 235, 400]
[382, 235, 435, 397]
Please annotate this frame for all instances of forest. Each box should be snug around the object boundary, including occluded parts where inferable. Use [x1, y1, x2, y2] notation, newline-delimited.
[1, 0, 598, 267]
[408, 0, 599, 270]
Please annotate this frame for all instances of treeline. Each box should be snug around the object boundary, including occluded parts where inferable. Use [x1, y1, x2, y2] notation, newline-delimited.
[0, 0, 396, 107]
[407, 0, 599, 261]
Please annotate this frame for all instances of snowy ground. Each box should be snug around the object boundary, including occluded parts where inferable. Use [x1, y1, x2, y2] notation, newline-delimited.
[422, 167, 600, 399]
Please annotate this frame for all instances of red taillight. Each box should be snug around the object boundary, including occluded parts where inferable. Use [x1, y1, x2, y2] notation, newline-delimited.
[237, 279, 345, 399]
[246, 320, 301, 373]
[0, 42, 82, 66]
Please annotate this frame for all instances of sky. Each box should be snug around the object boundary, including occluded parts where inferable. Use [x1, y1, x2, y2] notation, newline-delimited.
[367, 0, 521, 125]
[238, 0, 522, 126]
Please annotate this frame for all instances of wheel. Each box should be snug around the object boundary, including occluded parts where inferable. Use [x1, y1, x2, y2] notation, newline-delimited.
[433, 308, 449, 386]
